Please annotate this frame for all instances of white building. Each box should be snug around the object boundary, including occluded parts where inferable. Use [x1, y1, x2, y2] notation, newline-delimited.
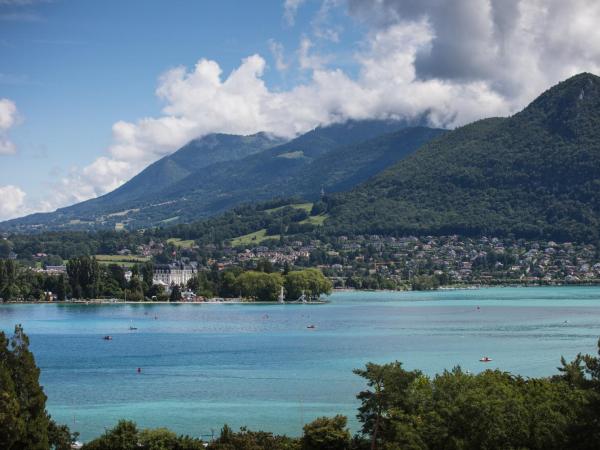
[153, 263, 197, 286]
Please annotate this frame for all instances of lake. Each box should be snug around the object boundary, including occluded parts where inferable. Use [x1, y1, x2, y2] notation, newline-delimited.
[1, 286, 600, 441]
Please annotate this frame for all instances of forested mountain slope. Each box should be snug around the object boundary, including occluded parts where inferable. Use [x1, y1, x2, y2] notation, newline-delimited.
[1, 120, 441, 231]
[325, 73, 600, 242]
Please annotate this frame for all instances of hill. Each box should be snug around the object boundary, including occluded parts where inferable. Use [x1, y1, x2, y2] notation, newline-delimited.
[2, 120, 443, 231]
[91, 132, 285, 207]
[324, 73, 600, 242]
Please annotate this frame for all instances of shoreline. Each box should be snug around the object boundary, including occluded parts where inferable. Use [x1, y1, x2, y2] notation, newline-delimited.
[2, 283, 600, 305]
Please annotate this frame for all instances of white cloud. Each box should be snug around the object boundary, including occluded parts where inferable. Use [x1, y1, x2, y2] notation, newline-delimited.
[283, 0, 305, 26]
[298, 36, 329, 70]
[0, 185, 26, 220]
[268, 39, 288, 71]
[0, 98, 18, 155]
[348, 0, 600, 110]
[30, 0, 600, 217]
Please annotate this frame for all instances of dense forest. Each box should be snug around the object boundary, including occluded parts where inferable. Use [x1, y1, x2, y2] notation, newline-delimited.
[3, 326, 600, 449]
[325, 73, 600, 242]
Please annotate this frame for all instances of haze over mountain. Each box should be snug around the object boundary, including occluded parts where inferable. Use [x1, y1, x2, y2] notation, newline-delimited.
[0, 119, 443, 231]
[324, 73, 600, 242]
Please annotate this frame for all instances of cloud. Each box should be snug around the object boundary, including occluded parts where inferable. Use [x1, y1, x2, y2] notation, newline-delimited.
[31, 0, 600, 217]
[298, 36, 329, 70]
[0, 12, 42, 21]
[311, 0, 343, 42]
[268, 39, 288, 71]
[0, 185, 26, 220]
[0, 98, 18, 155]
[283, 0, 305, 26]
[347, 0, 600, 109]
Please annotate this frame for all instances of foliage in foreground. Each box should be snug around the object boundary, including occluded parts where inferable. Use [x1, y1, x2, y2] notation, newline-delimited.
[4, 326, 600, 449]
[0, 325, 75, 450]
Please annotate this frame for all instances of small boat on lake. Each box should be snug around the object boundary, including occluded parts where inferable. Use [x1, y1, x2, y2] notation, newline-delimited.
[102, 335, 112, 340]
[480, 356, 492, 362]
[307, 324, 316, 329]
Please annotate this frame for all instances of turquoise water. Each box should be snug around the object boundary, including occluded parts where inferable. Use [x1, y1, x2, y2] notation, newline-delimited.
[2, 286, 600, 441]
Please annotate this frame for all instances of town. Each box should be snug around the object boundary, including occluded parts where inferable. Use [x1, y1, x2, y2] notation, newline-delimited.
[23, 234, 600, 295]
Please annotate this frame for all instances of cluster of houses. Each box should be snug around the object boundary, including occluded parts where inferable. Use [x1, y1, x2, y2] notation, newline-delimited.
[29, 234, 600, 290]
[205, 235, 600, 286]
[303, 235, 600, 285]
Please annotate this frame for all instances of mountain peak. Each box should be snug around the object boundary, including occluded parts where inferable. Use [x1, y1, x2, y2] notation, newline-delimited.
[518, 72, 600, 138]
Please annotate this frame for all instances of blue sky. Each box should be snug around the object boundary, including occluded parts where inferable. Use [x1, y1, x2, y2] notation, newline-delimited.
[0, 0, 359, 212]
[1, 0, 599, 220]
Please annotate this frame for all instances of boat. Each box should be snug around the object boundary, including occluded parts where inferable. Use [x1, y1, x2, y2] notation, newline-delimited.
[307, 324, 316, 329]
[479, 356, 492, 362]
[102, 335, 112, 340]
[129, 326, 138, 330]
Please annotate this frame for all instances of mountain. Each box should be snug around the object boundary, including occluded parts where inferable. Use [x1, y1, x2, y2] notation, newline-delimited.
[325, 73, 600, 242]
[92, 132, 285, 207]
[2, 119, 443, 231]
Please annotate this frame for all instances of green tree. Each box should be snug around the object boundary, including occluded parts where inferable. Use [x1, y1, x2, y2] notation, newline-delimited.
[354, 362, 423, 450]
[301, 415, 351, 450]
[0, 325, 69, 450]
[284, 269, 332, 301]
[208, 424, 299, 450]
[169, 285, 182, 302]
[67, 256, 101, 299]
[8, 324, 51, 450]
[82, 420, 139, 450]
[235, 271, 283, 301]
[0, 331, 24, 449]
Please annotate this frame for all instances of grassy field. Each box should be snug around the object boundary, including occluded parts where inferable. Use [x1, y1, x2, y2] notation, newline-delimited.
[230, 229, 280, 247]
[276, 150, 304, 159]
[160, 216, 180, 224]
[167, 238, 196, 248]
[264, 202, 313, 214]
[300, 214, 328, 226]
[94, 254, 150, 267]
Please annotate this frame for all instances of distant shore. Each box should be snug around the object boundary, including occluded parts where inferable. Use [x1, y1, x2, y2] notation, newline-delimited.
[3, 283, 600, 305]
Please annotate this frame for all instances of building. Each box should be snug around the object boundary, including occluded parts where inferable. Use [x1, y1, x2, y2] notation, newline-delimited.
[44, 265, 67, 274]
[153, 263, 197, 286]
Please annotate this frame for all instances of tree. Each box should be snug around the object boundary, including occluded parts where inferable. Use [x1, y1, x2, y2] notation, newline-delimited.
[56, 274, 67, 301]
[353, 362, 423, 450]
[235, 271, 283, 301]
[67, 256, 101, 299]
[208, 424, 299, 450]
[301, 415, 351, 450]
[284, 269, 332, 301]
[48, 419, 75, 450]
[169, 285, 182, 302]
[82, 420, 205, 450]
[82, 420, 138, 450]
[0, 332, 24, 449]
[138, 427, 179, 450]
[0, 325, 70, 450]
[8, 324, 51, 450]
[140, 262, 155, 294]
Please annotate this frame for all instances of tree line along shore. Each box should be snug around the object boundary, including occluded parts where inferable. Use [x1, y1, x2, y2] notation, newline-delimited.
[0, 257, 332, 302]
